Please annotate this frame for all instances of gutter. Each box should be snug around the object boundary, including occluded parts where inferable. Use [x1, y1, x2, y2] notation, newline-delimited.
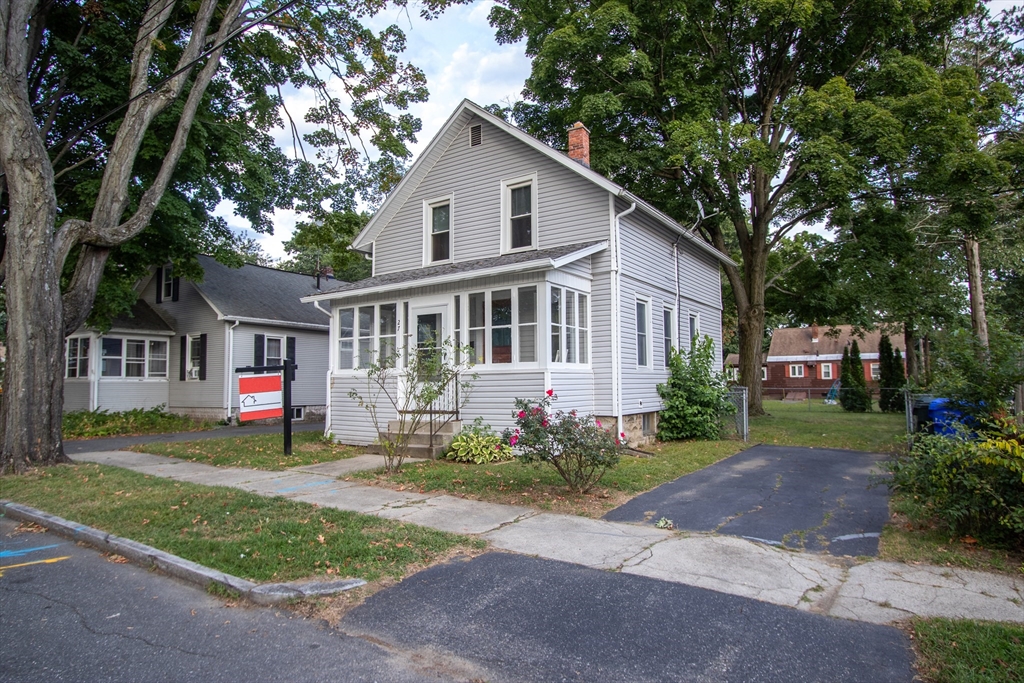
[612, 201, 637, 439]
[222, 316, 328, 332]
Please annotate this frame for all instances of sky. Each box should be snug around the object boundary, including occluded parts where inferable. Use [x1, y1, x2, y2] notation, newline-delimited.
[218, 1, 533, 262]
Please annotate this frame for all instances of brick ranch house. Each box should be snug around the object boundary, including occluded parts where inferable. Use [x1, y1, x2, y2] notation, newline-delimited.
[725, 325, 906, 399]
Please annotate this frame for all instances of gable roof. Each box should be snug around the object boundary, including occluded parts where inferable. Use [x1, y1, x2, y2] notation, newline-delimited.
[109, 300, 175, 335]
[767, 325, 906, 360]
[303, 241, 606, 303]
[351, 99, 733, 267]
[191, 255, 331, 329]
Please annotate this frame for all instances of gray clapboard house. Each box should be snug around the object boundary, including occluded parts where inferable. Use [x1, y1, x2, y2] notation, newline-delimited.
[303, 100, 731, 445]
[64, 255, 331, 422]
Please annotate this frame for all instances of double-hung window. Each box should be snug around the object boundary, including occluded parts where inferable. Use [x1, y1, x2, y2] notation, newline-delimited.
[188, 336, 203, 379]
[789, 364, 804, 378]
[636, 299, 651, 368]
[502, 175, 537, 252]
[125, 340, 146, 377]
[148, 341, 168, 377]
[65, 337, 90, 378]
[871, 362, 881, 380]
[821, 363, 833, 380]
[688, 313, 700, 344]
[102, 338, 123, 377]
[357, 307, 375, 368]
[425, 196, 452, 264]
[162, 266, 174, 300]
[663, 307, 675, 367]
[265, 336, 283, 367]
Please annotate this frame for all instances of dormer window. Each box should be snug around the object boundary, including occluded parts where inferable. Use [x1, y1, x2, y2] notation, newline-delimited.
[162, 266, 174, 300]
[501, 174, 538, 252]
[423, 195, 453, 264]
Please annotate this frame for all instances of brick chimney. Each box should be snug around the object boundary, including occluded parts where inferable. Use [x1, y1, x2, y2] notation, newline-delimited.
[811, 323, 820, 343]
[567, 122, 590, 168]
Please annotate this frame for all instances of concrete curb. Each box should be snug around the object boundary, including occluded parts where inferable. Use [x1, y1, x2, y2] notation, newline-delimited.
[0, 500, 365, 604]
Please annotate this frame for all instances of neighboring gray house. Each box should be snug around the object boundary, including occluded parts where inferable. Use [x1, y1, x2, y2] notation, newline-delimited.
[64, 255, 332, 422]
[303, 100, 732, 445]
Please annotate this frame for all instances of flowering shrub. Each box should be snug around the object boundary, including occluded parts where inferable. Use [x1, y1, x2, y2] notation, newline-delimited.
[502, 390, 626, 493]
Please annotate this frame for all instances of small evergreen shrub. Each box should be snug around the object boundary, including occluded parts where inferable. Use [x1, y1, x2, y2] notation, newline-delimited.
[885, 419, 1024, 545]
[445, 419, 513, 464]
[878, 334, 904, 414]
[656, 335, 734, 441]
[503, 390, 625, 493]
[839, 342, 871, 412]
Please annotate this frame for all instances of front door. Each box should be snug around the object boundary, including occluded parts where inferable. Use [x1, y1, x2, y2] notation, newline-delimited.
[405, 304, 448, 404]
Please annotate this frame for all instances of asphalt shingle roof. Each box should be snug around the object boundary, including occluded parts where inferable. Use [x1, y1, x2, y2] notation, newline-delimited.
[315, 241, 605, 298]
[110, 300, 174, 333]
[194, 255, 334, 327]
[767, 325, 906, 358]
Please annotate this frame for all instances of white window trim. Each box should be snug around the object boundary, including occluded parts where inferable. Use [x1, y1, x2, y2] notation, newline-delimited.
[422, 193, 454, 266]
[821, 362, 833, 380]
[264, 335, 284, 367]
[548, 285, 590, 368]
[161, 265, 174, 299]
[97, 336, 169, 380]
[762, 366, 768, 381]
[662, 305, 676, 368]
[636, 296, 653, 369]
[788, 363, 804, 378]
[870, 362, 881, 381]
[186, 334, 203, 381]
[335, 303, 402, 373]
[65, 336, 91, 379]
[500, 173, 539, 254]
[687, 311, 700, 347]
[465, 286, 544, 369]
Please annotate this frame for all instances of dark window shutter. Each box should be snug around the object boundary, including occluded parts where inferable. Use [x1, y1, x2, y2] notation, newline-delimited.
[179, 336, 187, 381]
[198, 333, 207, 380]
[155, 267, 163, 303]
[171, 277, 180, 302]
[286, 336, 296, 381]
[254, 334, 265, 373]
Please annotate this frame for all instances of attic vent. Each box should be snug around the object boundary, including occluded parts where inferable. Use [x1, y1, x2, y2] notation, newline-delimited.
[470, 124, 482, 147]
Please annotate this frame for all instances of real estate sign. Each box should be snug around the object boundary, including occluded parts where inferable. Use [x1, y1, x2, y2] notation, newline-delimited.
[238, 373, 283, 421]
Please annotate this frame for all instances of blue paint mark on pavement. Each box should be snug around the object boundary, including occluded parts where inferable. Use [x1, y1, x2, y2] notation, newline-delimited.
[0, 543, 65, 559]
[277, 480, 335, 493]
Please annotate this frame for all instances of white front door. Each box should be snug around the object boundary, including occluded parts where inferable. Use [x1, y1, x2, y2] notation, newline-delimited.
[403, 303, 448, 406]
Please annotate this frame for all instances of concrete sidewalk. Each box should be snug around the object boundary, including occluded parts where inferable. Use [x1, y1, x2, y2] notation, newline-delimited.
[72, 450, 1023, 626]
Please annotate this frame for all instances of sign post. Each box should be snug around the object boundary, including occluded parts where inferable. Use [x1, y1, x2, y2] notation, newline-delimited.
[236, 358, 295, 455]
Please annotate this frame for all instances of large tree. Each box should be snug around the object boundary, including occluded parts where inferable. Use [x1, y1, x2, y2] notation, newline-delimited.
[489, 0, 976, 414]
[0, 0, 439, 471]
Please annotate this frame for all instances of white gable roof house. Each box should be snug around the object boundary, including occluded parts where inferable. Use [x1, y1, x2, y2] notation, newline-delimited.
[64, 255, 333, 422]
[303, 100, 731, 448]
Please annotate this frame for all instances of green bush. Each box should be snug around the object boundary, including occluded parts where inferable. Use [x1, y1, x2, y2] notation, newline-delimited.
[839, 342, 871, 412]
[930, 327, 1024, 421]
[502, 390, 625, 493]
[63, 406, 209, 439]
[656, 335, 734, 441]
[445, 419, 513, 464]
[878, 334, 904, 413]
[885, 420, 1024, 545]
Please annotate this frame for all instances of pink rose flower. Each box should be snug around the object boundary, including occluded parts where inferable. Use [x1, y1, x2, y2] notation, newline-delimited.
[509, 434, 518, 446]
[596, 420, 602, 428]
[518, 410, 526, 419]
[546, 389, 554, 397]
[541, 419, 548, 427]
[620, 432, 626, 439]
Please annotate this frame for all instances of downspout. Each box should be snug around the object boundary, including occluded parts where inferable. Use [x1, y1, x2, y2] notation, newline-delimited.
[612, 199, 637, 439]
[673, 236, 681, 328]
[225, 320, 240, 423]
[89, 332, 99, 411]
[313, 300, 334, 437]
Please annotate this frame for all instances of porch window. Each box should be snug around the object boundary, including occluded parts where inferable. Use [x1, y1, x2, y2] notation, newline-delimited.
[379, 304, 397, 362]
[468, 292, 486, 365]
[491, 289, 513, 364]
[550, 287, 589, 365]
[518, 287, 537, 362]
[148, 341, 168, 377]
[102, 338, 123, 377]
[125, 339, 146, 377]
[550, 288, 562, 362]
[358, 306, 374, 367]
[65, 337, 90, 378]
[338, 308, 354, 369]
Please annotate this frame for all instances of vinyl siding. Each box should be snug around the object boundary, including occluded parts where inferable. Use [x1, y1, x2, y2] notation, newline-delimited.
[373, 116, 610, 276]
[548, 371, 595, 414]
[462, 371, 546, 430]
[230, 325, 329, 410]
[96, 380, 169, 411]
[327, 375, 397, 446]
[63, 381, 90, 412]
[142, 276, 227, 413]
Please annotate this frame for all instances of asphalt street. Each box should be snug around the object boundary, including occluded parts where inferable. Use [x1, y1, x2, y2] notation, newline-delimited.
[603, 444, 891, 556]
[62, 420, 326, 455]
[1, 515, 917, 682]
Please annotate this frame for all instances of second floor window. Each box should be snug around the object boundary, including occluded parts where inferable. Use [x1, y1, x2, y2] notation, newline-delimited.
[429, 201, 451, 262]
[502, 175, 537, 252]
[162, 266, 174, 300]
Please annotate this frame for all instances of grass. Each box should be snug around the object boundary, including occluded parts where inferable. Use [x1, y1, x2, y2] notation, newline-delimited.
[348, 399, 907, 516]
[351, 439, 745, 517]
[64, 407, 215, 439]
[128, 431, 360, 471]
[880, 494, 1024, 576]
[912, 618, 1024, 683]
[750, 399, 907, 452]
[0, 463, 483, 583]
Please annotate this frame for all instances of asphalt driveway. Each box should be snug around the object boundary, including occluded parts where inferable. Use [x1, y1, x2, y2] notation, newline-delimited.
[603, 444, 891, 556]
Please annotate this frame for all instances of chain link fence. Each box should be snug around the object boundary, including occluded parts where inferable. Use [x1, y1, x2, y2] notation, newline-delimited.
[754, 386, 908, 413]
[725, 386, 749, 441]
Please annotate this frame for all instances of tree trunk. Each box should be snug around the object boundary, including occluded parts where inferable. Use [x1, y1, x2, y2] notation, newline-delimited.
[964, 237, 989, 349]
[0, 63, 69, 471]
[904, 323, 919, 383]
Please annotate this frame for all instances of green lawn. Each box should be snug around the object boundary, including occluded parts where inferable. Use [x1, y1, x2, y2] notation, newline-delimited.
[749, 399, 907, 452]
[129, 431, 360, 471]
[912, 618, 1024, 683]
[0, 464, 482, 583]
